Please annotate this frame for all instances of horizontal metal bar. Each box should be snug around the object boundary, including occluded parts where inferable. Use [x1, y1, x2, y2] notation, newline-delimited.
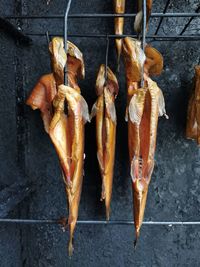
[25, 33, 200, 41]
[0, 219, 200, 226]
[4, 13, 200, 19]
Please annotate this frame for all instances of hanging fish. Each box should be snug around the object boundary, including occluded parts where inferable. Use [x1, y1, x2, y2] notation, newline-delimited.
[186, 65, 200, 144]
[134, 0, 153, 34]
[91, 64, 119, 220]
[113, 0, 126, 69]
[26, 37, 89, 256]
[49, 85, 89, 256]
[122, 37, 167, 246]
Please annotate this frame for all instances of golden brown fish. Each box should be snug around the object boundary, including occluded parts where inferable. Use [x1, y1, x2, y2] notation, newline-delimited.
[134, 0, 153, 34]
[122, 37, 167, 245]
[26, 37, 89, 256]
[91, 65, 119, 220]
[186, 65, 200, 144]
[113, 0, 126, 68]
[50, 84, 89, 256]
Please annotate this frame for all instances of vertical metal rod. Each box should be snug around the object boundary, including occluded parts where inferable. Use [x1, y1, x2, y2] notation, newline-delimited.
[155, 0, 171, 35]
[46, 30, 50, 45]
[64, 0, 72, 85]
[105, 36, 110, 82]
[180, 6, 200, 35]
[141, 0, 146, 87]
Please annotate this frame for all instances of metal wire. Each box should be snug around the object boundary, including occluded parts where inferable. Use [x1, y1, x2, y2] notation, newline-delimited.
[0, 219, 200, 225]
[64, 0, 72, 85]
[24, 33, 200, 40]
[105, 36, 110, 81]
[4, 13, 200, 19]
[45, 31, 50, 45]
[141, 0, 146, 88]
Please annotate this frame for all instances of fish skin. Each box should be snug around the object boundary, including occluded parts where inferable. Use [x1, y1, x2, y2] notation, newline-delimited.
[186, 66, 200, 144]
[26, 37, 88, 256]
[91, 64, 119, 220]
[57, 85, 89, 256]
[134, 0, 153, 34]
[113, 0, 126, 69]
[26, 73, 57, 133]
[122, 37, 166, 244]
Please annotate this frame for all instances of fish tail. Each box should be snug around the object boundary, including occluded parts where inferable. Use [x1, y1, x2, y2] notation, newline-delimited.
[134, 227, 140, 249]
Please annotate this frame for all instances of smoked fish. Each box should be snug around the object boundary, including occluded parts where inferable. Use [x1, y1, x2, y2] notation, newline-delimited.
[122, 37, 167, 245]
[91, 65, 119, 220]
[27, 37, 89, 256]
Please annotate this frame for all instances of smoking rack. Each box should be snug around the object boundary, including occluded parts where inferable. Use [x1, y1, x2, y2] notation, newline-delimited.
[1, 0, 200, 227]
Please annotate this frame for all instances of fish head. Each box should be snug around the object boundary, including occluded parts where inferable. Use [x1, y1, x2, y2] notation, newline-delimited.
[58, 85, 90, 123]
[96, 64, 106, 96]
[49, 37, 67, 85]
[106, 66, 119, 97]
[49, 38, 85, 85]
[122, 37, 146, 83]
[96, 64, 119, 97]
[67, 41, 85, 80]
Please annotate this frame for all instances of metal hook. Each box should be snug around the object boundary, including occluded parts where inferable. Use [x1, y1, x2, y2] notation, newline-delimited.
[141, 0, 146, 88]
[46, 30, 50, 46]
[104, 35, 110, 84]
[64, 0, 73, 86]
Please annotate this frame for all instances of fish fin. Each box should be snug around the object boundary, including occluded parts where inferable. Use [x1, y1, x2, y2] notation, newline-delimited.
[134, 10, 142, 33]
[97, 151, 104, 175]
[130, 157, 139, 183]
[80, 95, 90, 123]
[128, 92, 145, 125]
[106, 101, 117, 123]
[90, 101, 98, 120]
[125, 107, 128, 122]
[158, 89, 169, 119]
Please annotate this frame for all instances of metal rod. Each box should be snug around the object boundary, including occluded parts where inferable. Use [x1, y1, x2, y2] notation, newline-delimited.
[25, 33, 200, 40]
[64, 0, 72, 85]
[105, 36, 110, 82]
[180, 6, 200, 36]
[46, 30, 50, 45]
[155, 0, 171, 35]
[1, 219, 200, 225]
[141, 0, 146, 88]
[4, 13, 200, 19]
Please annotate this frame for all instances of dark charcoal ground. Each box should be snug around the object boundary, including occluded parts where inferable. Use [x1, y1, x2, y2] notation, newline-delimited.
[0, 0, 200, 266]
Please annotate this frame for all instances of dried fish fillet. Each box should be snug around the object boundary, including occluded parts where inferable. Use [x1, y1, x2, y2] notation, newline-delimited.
[27, 37, 88, 256]
[123, 37, 167, 245]
[50, 85, 89, 256]
[91, 64, 119, 220]
[128, 78, 166, 244]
